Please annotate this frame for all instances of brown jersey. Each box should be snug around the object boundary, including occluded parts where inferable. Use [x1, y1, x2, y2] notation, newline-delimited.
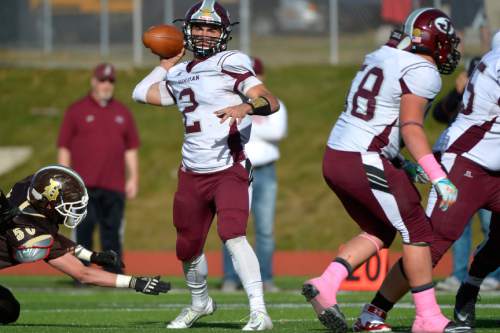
[0, 176, 76, 269]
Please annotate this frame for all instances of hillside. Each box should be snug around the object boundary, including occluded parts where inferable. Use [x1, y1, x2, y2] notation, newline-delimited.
[0, 65, 464, 251]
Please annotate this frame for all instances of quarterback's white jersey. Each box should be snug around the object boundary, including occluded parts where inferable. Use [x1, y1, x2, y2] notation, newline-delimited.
[435, 49, 500, 171]
[165, 51, 262, 173]
[327, 45, 441, 159]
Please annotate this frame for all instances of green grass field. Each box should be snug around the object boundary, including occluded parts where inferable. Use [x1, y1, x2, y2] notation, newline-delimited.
[1, 64, 489, 253]
[1, 276, 499, 332]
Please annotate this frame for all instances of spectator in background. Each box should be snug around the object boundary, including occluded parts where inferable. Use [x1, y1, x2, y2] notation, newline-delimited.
[435, 31, 500, 292]
[450, 0, 491, 54]
[57, 63, 140, 274]
[221, 57, 288, 293]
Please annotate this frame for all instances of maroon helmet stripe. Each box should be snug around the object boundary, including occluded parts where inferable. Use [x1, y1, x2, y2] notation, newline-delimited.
[367, 119, 397, 152]
[447, 117, 498, 155]
[221, 69, 253, 92]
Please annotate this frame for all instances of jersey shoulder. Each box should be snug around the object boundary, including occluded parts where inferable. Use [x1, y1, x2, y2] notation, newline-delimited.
[481, 50, 500, 80]
[6, 224, 54, 263]
[7, 176, 32, 208]
[217, 50, 253, 73]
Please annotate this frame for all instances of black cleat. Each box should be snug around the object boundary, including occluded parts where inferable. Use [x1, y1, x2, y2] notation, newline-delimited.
[454, 283, 479, 328]
[443, 321, 473, 333]
[301, 283, 348, 333]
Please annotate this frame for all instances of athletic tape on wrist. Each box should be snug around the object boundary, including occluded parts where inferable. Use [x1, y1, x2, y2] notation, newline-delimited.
[74, 245, 92, 262]
[417, 154, 446, 183]
[115, 274, 132, 288]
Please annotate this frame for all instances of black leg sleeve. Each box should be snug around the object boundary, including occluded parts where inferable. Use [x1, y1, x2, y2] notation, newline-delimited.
[0, 285, 20, 325]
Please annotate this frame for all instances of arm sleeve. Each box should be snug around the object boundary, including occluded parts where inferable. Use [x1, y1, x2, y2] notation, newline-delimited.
[251, 100, 288, 142]
[57, 108, 76, 149]
[400, 65, 442, 100]
[132, 66, 172, 105]
[221, 52, 262, 94]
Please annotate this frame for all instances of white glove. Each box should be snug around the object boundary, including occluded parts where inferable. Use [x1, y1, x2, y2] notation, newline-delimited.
[433, 178, 458, 211]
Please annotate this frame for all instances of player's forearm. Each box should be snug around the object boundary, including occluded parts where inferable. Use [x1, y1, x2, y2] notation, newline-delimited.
[57, 148, 71, 167]
[132, 67, 173, 106]
[78, 266, 120, 287]
[246, 85, 280, 116]
[401, 126, 433, 162]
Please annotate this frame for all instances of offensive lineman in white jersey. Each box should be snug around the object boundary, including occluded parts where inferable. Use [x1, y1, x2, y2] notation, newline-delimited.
[355, 32, 500, 332]
[302, 8, 466, 333]
[132, 0, 279, 330]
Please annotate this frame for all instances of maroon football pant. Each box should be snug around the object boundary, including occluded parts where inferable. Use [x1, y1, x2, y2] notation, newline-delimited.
[322, 148, 433, 247]
[428, 154, 500, 267]
[173, 163, 250, 261]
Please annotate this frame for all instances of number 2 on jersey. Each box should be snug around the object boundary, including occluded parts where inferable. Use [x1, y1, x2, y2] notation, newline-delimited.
[351, 66, 384, 121]
[179, 88, 201, 134]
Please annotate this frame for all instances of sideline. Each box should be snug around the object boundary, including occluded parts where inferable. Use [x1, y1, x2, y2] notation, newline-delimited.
[0, 250, 453, 277]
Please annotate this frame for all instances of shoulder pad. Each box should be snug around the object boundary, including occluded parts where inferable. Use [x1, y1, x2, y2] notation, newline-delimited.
[219, 51, 253, 72]
[19, 234, 53, 248]
[14, 234, 54, 263]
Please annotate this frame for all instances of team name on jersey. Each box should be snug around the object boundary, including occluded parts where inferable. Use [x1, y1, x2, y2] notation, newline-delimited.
[170, 75, 200, 85]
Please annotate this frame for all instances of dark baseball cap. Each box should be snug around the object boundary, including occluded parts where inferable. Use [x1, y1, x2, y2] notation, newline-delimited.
[252, 57, 264, 76]
[93, 63, 116, 82]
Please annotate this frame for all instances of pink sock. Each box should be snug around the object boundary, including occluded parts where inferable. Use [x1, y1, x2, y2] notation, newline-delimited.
[314, 262, 349, 305]
[412, 288, 442, 317]
[412, 288, 449, 332]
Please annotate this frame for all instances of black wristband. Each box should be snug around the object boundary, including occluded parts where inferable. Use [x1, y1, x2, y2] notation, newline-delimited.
[247, 96, 272, 116]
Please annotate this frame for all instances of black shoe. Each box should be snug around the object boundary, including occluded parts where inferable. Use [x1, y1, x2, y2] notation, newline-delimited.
[318, 304, 348, 333]
[454, 283, 479, 328]
[443, 321, 473, 332]
[301, 283, 348, 333]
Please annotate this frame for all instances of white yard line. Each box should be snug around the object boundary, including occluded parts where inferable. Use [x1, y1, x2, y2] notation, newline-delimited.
[22, 302, 500, 313]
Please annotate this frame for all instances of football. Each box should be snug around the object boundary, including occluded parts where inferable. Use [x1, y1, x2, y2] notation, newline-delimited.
[143, 24, 184, 58]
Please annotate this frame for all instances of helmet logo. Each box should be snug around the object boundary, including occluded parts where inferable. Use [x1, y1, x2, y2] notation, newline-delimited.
[43, 179, 61, 202]
[199, 8, 214, 21]
[412, 28, 422, 43]
[434, 17, 454, 34]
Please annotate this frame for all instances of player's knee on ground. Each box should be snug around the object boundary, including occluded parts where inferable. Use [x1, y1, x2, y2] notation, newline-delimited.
[0, 286, 20, 325]
[176, 235, 205, 262]
[217, 209, 248, 242]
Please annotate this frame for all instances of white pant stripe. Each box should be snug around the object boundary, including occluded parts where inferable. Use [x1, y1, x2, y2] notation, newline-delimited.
[361, 154, 410, 243]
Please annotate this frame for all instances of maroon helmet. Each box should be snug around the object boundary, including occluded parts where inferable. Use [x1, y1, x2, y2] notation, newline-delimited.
[179, 0, 235, 58]
[402, 8, 460, 74]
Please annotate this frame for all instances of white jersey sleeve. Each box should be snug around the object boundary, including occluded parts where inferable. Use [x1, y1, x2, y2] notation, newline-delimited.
[438, 49, 500, 171]
[220, 52, 262, 95]
[327, 46, 441, 160]
[401, 64, 441, 99]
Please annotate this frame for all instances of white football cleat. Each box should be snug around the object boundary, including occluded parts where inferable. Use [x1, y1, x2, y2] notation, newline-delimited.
[242, 311, 273, 331]
[166, 297, 216, 329]
[353, 304, 392, 332]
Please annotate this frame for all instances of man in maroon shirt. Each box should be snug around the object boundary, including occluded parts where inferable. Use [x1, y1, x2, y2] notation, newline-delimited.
[57, 63, 140, 274]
